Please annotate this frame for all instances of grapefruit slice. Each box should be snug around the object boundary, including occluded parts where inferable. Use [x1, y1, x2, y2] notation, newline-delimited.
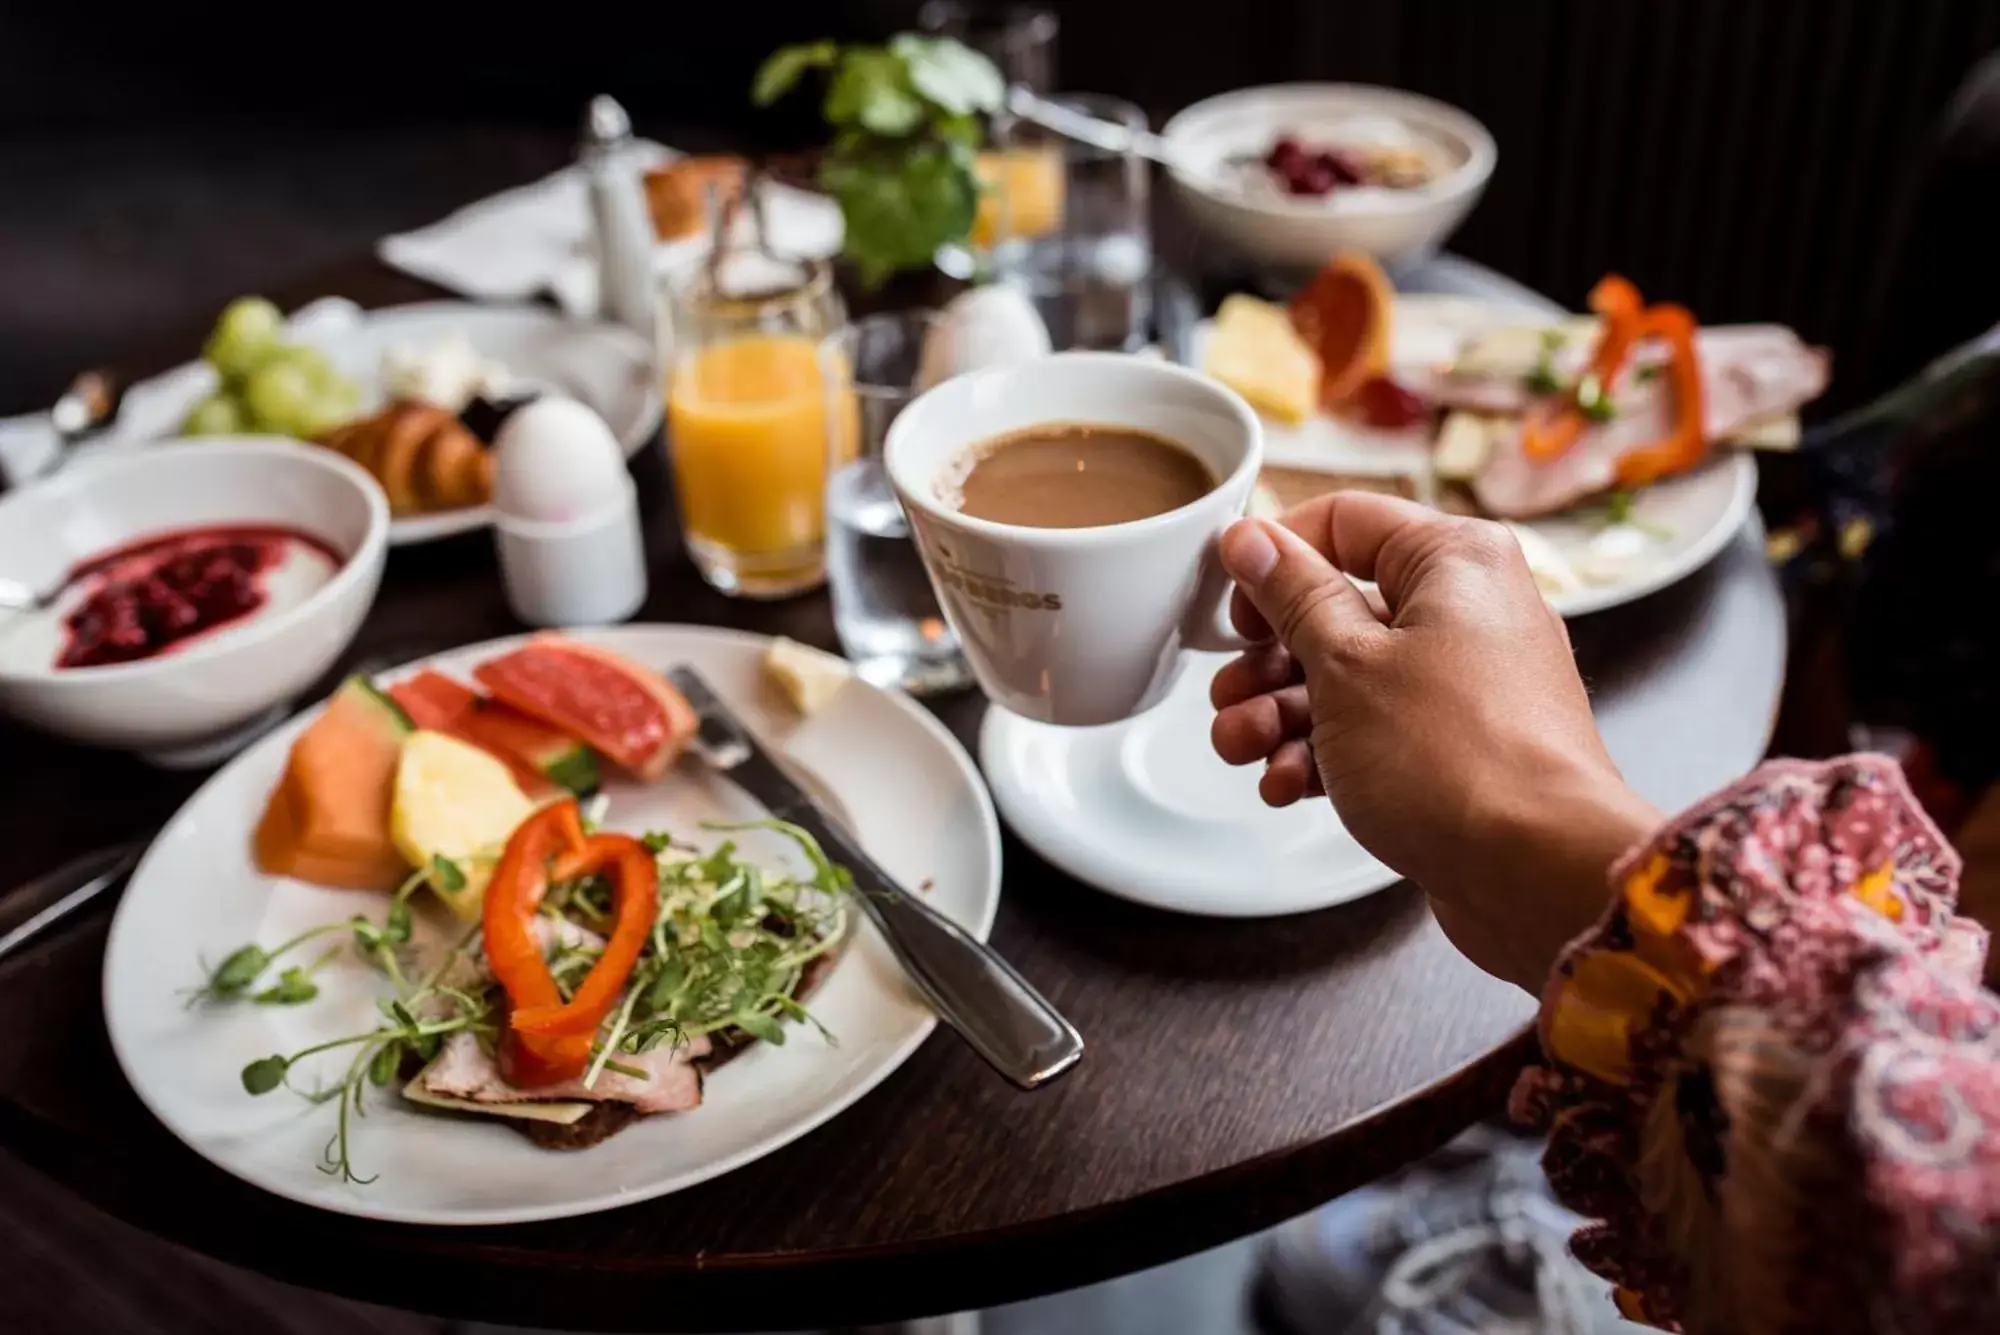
[1288, 251, 1394, 409]
[473, 636, 697, 782]
[390, 670, 597, 797]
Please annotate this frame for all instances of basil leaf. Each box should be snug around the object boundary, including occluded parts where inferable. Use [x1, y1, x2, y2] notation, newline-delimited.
[821, 141, 979, 288]
[751, 40, 837, 107]
[824, 49, 923, 136]
[890, 34, 1004, 116]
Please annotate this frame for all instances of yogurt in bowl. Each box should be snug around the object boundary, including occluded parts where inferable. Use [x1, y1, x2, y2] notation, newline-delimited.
[0, 438, 387, 758]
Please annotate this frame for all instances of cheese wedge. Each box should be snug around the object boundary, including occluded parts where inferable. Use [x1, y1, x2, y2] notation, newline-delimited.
[1204, 295, 1321, 424]
[763, 637, 853, 716]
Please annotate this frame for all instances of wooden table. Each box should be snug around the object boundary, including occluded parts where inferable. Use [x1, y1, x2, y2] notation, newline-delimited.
[0, 254, 1786, 1332]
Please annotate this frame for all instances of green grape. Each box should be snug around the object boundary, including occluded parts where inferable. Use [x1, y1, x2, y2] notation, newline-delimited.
[242, 358, 316, 436]
[295, 393, 357, 440]
[203, 297, 285, 379]
[180, 392, 246, 437]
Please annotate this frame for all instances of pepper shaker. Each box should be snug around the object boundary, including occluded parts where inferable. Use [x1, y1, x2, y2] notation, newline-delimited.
[580, 95, 657, 340]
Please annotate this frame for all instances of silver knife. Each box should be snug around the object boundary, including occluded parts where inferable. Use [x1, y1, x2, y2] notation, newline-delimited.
[667, 665, 1083, 1090]
[0, 842, 143, 964]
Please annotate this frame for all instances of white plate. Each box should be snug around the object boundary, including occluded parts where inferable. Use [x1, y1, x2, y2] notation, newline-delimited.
[108, 300, 662, 546]
[1194, 295, 1758, 618]
[981, 651, 1396, 917]
[101, 625, 1000, 1226]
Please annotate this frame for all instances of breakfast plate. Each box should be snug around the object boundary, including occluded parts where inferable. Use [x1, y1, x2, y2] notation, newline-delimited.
[1194, 294, 1761, 618]
[102, 624, 1000, 1225]
[89, 299, 661, 547]
[980, 651, 1397, 917]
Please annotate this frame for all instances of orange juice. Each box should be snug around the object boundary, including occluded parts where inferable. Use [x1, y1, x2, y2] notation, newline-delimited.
[972, 146, 1067, 250]
[667, 334, 858, 590]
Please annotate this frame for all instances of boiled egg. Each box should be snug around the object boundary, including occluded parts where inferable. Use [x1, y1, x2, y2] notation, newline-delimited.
[492, 396, 629, 523]
[917, 285, 1053, 390]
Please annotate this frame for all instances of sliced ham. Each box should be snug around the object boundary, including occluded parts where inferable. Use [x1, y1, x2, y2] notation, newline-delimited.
[418, 1029, 711, 1115]
[1468, 328, 1830, 519]
[1424, 325, 1828, 421]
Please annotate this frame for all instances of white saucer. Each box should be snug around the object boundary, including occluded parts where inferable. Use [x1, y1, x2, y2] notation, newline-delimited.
[979, 652, 1398, 917]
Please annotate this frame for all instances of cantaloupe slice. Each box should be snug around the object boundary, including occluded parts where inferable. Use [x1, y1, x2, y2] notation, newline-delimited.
[1289, 250, 1394, 408]
[253, 677, 414, 891]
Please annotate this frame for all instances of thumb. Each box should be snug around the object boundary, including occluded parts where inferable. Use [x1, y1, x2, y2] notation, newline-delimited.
[1220, 518, 1380, 659]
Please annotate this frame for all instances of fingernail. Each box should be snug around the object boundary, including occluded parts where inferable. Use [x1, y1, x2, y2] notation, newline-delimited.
[1221, 520, 1279, 584]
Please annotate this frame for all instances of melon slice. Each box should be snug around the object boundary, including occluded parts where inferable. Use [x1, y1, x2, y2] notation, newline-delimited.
[254, 677, 413, 891]
[473, 635, 697, 782]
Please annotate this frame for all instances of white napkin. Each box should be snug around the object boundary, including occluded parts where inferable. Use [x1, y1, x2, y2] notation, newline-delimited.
[376, 142, 844, 317]
[0, 299, 366, 488]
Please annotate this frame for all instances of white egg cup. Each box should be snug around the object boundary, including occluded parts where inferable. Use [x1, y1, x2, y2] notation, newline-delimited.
[492, 477, 648, 627]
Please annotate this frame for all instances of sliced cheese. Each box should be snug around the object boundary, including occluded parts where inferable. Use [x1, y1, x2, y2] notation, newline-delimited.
[763, 637, 853, 716]
[401, 1074, 594, 1125]
[1204, 295, 1321, 424]
[1433, 412, 1496, 482]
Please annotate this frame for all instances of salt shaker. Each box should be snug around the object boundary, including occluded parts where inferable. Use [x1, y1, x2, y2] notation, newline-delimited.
[580, 95, 656, 339]
[490, 397, 648, 627]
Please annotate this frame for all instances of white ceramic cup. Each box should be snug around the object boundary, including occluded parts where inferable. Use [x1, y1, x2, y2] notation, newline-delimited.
[885, 351, 1262, 726]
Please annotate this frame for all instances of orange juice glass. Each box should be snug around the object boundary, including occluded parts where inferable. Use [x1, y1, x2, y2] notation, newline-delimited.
[662, 253, 850, 597]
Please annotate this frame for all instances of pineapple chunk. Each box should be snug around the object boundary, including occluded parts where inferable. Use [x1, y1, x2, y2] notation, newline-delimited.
[390, 730, 537, 920]
[763, 637, 853, 716]
[1204, 295, 1321, 423]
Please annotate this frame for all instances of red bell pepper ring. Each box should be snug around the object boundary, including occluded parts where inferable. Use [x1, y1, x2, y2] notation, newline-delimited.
[1612, 303, 1706, 487]
[482, 799, 659, 1088]
[1523, 274, 1646, 462]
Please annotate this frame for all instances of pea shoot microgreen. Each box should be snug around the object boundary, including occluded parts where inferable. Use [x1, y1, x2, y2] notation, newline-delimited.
[196, 819, 852, 1182]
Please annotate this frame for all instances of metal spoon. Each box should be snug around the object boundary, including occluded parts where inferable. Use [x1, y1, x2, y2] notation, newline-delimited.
[1004, 86, 1215, 184]
[0, 575, 60, 613]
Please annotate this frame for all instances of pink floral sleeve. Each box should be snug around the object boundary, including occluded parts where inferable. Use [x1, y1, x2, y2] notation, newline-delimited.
[1510, 756, 2000, 1334]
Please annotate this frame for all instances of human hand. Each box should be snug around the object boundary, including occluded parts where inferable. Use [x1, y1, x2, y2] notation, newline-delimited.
[1209, 493, 1659, 992]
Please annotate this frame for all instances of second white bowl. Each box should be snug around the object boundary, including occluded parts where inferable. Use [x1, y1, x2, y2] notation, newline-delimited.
[1162, 83, 1496, 272]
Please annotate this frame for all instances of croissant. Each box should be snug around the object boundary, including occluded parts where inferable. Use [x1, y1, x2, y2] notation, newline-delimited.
[644, 156, 747, 240]
[316, 401, 494, 515]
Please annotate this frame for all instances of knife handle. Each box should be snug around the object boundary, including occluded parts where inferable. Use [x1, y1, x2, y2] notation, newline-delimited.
[861, 886, 1083, 1090]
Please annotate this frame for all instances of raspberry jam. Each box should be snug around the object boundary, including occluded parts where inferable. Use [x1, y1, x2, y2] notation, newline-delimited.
[55, 526, 341, 670]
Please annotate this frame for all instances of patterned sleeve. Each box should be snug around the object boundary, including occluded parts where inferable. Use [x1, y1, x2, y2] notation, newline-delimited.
[1509, 756, 2000, 1335]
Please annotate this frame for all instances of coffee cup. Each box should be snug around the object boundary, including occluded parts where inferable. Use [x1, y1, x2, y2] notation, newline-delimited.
[885, 351, 1262, 726]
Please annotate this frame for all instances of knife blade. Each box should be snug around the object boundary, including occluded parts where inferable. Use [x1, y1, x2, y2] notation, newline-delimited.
[667, 665, 1083, 1090]
[0, 842, 142, 964]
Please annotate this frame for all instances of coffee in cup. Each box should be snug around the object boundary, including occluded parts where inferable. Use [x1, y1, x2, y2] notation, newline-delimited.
[885, 352, 1262, 726]
[945, 425, 1216, 529]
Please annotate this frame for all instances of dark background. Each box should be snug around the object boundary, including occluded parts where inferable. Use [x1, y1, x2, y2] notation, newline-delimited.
[5, 0, 1999, 412]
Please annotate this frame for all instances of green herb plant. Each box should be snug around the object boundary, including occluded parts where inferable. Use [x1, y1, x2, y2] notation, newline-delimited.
[752, 35, 1005, 287]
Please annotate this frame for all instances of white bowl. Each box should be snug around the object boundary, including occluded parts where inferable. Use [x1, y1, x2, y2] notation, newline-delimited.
[0, 438, 388, 755]
[1161, 83, 1496, 272]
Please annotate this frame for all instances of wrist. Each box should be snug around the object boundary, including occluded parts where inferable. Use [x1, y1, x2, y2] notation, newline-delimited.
[1481, 750, 1660, 993]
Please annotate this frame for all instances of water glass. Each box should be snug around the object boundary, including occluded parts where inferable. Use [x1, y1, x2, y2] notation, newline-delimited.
[986, 93, 1153, 351]
[820, 314, 973, 696]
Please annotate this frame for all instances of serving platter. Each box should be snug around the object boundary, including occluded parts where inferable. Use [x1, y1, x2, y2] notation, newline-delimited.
[1195, 294, 1760, 619]
[101, 624, 1000, 1225]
